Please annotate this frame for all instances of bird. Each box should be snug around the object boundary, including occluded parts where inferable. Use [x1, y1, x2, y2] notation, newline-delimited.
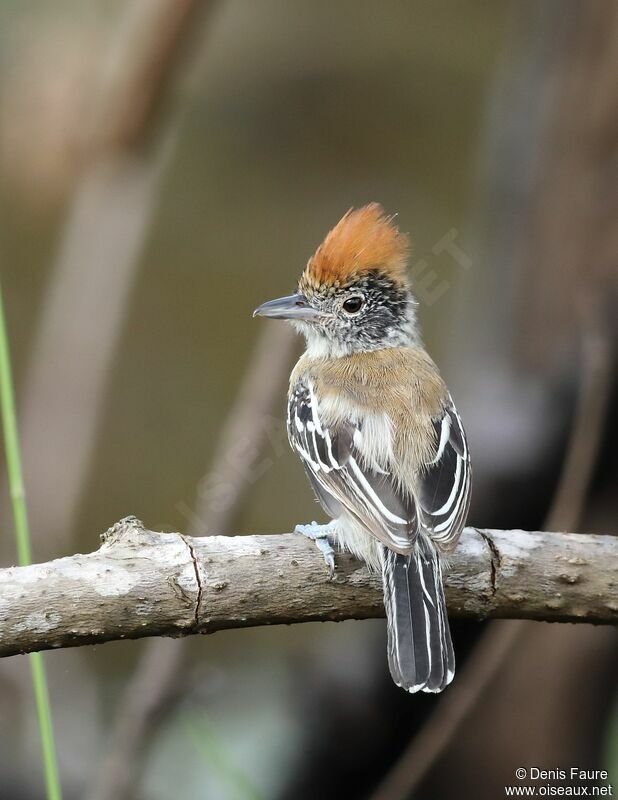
[253, 203, 471, 693]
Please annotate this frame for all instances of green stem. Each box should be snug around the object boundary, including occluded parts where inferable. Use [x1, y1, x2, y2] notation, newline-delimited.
[0, 278, 62, 800]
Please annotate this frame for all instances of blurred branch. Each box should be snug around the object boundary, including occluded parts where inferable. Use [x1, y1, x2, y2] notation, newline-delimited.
[89, 322, 296, 800]
[1, 516, 617, 659]
[181, 322, 297, 536]
[16, 0, 209, 556]
[545, 306, 612, 532]
[518, 0, 618, 366]
[86, 0, 208, 154]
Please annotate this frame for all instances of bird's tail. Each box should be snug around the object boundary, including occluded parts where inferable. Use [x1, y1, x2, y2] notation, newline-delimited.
[381, 538, 454, 693]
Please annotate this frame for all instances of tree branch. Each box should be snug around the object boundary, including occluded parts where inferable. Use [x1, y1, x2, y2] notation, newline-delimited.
[1, 516, 616, 659]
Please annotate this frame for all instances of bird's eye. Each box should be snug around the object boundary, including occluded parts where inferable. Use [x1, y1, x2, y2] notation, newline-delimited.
[342, 296, 364, 314]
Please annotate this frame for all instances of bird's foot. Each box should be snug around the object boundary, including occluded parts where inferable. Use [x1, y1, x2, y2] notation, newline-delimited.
[294, 520, 337, 575]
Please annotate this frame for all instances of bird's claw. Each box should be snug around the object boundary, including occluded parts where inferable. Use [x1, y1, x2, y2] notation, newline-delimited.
[295, 521, 336, 575]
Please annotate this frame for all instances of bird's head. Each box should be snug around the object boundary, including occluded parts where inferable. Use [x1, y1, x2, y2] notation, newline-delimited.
[253, 203, 418, 358]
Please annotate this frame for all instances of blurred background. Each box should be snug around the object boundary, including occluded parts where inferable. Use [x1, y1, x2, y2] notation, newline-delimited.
[1, 1, 617, 798]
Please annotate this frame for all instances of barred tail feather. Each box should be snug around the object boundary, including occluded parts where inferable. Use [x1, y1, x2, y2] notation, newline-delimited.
[382, 540, 455, 693]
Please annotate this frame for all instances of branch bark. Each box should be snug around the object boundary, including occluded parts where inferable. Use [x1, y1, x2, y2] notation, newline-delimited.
[1, 517, 616, 658]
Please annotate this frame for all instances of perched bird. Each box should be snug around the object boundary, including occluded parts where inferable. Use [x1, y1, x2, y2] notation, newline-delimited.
[253, 204, 471, 693]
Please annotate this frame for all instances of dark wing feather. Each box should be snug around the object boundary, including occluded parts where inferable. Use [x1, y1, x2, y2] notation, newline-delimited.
[417, 401, 471, 552]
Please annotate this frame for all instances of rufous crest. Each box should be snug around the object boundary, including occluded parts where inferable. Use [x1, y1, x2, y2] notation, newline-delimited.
[302, 203, 410, 289]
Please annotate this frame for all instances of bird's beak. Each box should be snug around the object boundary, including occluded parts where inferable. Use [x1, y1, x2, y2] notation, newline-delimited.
[253, 293, 322, 321]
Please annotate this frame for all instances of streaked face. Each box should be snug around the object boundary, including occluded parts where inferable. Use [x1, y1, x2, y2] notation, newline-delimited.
[296, 271, 417, 354]
[254, 271, 417, 356]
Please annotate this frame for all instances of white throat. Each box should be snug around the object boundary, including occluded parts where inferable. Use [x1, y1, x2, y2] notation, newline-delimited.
[302, 327, 354, 359]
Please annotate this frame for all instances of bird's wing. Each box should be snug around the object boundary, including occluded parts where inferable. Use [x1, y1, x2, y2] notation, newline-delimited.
[416, 400, 471, 552]
[288, 384, 470, 555]
[288, 382, 416, 554]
